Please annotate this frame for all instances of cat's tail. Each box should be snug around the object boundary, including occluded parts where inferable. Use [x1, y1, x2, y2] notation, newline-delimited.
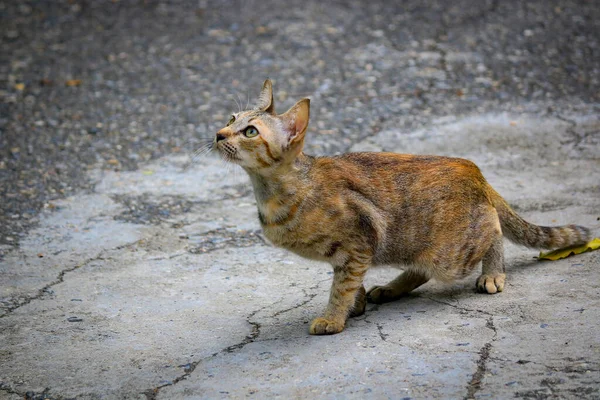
[487, 188, 591, 250]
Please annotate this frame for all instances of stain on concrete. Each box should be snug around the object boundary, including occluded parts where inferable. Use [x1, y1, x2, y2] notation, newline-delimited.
[185, 228, 267, 254]
[112, 194, 196, 225]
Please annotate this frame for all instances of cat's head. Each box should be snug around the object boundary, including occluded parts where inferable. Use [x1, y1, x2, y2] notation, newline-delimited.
[214, 79, 309, 172]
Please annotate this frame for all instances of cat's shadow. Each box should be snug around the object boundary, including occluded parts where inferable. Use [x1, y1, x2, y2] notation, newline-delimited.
[367, 256, 539, 299]
[255, 257, 567, 340]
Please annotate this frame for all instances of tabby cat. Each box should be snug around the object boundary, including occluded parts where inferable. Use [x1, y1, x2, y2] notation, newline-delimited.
[213, 79, 591, 335]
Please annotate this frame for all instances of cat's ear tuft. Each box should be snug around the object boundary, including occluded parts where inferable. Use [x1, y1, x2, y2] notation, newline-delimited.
[255, 79, 275, 114]
[281, 98, 310, 145]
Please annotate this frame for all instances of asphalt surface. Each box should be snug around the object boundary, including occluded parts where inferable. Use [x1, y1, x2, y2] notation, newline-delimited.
[1, 1, 599, 399]
[1, 0, 599, 253]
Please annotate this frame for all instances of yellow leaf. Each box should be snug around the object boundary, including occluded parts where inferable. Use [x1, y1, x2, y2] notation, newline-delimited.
[142, 170, 154, 175]
[538, 238, 600, 261]
[65, 79, 82, 87]
[14, 83, 25, 91]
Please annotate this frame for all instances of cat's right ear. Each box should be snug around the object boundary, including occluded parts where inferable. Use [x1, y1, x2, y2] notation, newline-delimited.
[281, 98, 310, 146]
[255, 79, 275, 114]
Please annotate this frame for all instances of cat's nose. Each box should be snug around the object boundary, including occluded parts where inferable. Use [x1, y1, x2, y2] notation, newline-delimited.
[216, 133, 226, 142]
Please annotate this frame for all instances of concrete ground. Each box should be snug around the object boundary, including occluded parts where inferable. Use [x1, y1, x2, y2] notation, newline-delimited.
[1, 1, 599, 399]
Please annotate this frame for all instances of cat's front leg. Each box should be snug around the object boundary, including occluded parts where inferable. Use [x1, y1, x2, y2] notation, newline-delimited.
[310, 257, 369, 335]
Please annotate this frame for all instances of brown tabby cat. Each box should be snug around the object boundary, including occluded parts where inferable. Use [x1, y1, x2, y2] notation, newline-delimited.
[213, 79, 591, 335]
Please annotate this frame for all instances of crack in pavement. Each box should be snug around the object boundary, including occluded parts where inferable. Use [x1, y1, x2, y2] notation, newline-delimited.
[421, 295, 493, 317]
[360, 305, 482, 355]
[554, 113, 598, 150]
[555, 113, 579, 147]
[270, 277, 330, 318]
[0, 384, 64, 400]
[0, 239, 143, 319]
[0, 385, 24, 399]
[465, 339, 493, 400]
[488, 355, 600, 374]
[2, 237, 275, 399]
[465, 316, 498, 400]
[185, 228, 267, 254]
[375, 322, 389, 342]
[270, 293, 319, 318]
[419, 296, 498, 400]
[141, 301, 277, 400]
[141, 277, 331, 399]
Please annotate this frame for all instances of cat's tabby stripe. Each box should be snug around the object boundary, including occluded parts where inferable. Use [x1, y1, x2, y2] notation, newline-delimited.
[261, 200, 302, 226]
[255, 155, 271, 168]
[324, 241, 342, 258]
[259, 136, 280, 161]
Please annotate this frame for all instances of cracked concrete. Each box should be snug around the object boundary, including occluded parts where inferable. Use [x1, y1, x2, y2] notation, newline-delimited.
[1, 112, 599, 399]
[2, 1, 600, 398]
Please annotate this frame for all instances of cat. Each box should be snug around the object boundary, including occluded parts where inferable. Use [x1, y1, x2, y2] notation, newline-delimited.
[213, 79, 591, 335]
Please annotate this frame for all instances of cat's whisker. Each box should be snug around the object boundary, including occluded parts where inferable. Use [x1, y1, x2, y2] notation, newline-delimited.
[233, 163, 245, 185]
[192, 145, 214, 160]
[190, 142, 213, 157]
[182, 140, 216, 171]
[230, 94, 241, 114]
[236, 93, 244, 113]
[218, 154, 234, 176]
[189, 150, 210, 164]
[183, 136, 212, 152]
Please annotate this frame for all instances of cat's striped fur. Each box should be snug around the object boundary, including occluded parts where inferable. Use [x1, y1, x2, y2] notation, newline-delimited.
[214, 79, 591, 335]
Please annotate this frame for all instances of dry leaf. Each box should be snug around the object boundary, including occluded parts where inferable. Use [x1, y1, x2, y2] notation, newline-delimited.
[538, 238, 600, 261]
[107, 159, 119, 165]
[14, 83, 25, 91]
[65, 79, 82, 87]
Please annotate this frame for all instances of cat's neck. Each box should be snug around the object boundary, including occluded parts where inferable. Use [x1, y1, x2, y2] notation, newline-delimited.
[245, 153, 314, 205]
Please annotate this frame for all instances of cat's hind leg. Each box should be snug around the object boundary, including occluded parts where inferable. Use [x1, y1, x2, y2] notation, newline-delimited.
[476, 234, 505, 294]
[366, 270, 429, 304]
[349, 285, 366, 317]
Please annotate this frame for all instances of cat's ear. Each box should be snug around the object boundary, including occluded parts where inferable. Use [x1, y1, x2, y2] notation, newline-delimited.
[281, 98, 310, 145]
[255, 79, 275, 114]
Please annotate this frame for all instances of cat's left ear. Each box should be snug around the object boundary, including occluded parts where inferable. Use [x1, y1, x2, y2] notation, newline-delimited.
[281, 98, 310, 145]
[255, 79, 275, 114]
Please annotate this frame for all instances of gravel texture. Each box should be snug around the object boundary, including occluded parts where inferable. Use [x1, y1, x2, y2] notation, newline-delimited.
[1, 0, 599, 253]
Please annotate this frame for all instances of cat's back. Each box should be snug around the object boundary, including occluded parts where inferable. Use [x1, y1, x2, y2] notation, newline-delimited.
[311, 152, 486, 190]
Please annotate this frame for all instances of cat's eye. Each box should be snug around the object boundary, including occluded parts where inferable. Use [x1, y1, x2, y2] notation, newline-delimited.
[226, 115, 235, 126]
[244, 126, 259, 138]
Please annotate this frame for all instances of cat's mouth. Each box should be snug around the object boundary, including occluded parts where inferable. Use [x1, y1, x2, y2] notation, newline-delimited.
[217, 143, 241, 163]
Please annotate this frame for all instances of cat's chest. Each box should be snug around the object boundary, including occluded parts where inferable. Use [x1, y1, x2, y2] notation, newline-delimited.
[258, 208, 335, 262]
[253, 188, 327, 258]
[258, 210, 315, 250]
[260, 221, 300, 247]
[262, 224, 325, 260]
[262, 227, 284, 248]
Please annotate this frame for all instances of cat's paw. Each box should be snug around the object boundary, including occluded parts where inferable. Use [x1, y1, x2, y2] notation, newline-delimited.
[309, 317, 345, 335]
[366, 285, 397, 304]
[476, 273, 506, 294]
